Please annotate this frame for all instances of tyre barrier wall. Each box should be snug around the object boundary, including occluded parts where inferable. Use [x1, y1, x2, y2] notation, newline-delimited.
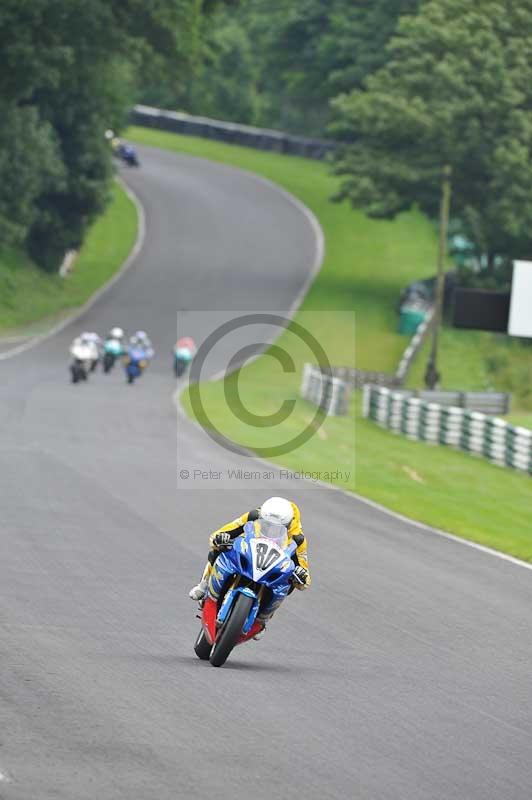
[300, 364, 351, 415]
[131, 105, 336, 161]
[363, 385, 531, 475]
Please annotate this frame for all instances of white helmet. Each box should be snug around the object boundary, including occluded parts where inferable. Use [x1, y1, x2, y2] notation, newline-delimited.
[110, 327, 124, 340]
[259, 497, 293, 527]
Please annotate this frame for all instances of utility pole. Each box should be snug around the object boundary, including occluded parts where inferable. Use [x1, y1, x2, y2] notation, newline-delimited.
[425, 164, 452, 390]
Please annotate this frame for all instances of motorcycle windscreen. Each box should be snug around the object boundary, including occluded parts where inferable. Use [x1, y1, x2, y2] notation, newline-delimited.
[252, 519, 288, 549]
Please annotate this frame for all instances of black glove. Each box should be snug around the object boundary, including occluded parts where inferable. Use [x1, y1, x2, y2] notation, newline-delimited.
[213, 532, 233, 550]
[293, 565, 309, 586]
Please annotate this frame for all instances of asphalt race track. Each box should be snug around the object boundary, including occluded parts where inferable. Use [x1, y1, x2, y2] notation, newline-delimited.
[1, 146, 532, 800]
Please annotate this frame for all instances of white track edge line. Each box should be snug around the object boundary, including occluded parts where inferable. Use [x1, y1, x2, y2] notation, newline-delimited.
[0, 175, 146, 361]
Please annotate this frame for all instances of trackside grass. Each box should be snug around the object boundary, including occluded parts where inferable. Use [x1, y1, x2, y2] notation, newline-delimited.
[0, 180, 137, 335]
[130, 126, 532, 562]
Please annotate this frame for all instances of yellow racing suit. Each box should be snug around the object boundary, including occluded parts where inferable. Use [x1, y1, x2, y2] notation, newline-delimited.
[200, 501, 311, 590]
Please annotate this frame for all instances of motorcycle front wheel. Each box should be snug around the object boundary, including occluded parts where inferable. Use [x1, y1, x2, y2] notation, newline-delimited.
[70, 364, 85, 383]
[209, 593, 254, 668]
[103, 354, 115, 373]
[174, 358, 187, 378]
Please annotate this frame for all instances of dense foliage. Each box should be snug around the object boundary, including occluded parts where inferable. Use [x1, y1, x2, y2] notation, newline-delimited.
[5, 0, 532, 273]
[0, 0, 201, 269]
[146, 0, 418, 134]
[161, 0, 532, 271]
[332, 0, 532, 269]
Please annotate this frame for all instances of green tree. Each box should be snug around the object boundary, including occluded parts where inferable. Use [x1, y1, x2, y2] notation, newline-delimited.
[145, 0, 418, 135]
[0, 107, 65, 247]
[332, 0, 532, 267]
[247, 0, 419, 134]
[0, 0, 204, 269]
[174, 12, 262, 124]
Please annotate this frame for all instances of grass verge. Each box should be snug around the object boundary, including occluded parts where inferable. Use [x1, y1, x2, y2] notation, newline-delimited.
[130, 126, 532, 562]
[0, 180, 137, 335]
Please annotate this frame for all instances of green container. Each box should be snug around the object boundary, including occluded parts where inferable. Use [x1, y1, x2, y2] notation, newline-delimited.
[399, 307, 426, 335]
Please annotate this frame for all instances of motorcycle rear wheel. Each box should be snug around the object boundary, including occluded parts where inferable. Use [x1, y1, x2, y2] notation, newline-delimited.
[209, 593, 253, 667]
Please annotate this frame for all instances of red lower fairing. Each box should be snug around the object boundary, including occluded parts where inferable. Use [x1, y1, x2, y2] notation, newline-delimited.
[202, 597, 217, 644]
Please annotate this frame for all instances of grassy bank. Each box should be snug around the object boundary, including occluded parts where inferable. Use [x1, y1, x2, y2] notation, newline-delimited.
[0, 180, 137, 335]
[130, 126, 532, 562]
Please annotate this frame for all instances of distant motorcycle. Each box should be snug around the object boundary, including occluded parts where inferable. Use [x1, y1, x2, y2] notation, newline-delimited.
[102, 338, 124, 374]
[117, 143, 139, 167]
[69, 343, 95, 384]
[173, 337, 196, 378]
[124, 345, 147, 384]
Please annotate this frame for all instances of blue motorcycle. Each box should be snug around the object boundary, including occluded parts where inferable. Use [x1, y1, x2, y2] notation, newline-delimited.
[117, 143, 139, 167]
[194, 519, 296, 667]
[124, 345, 147, 384]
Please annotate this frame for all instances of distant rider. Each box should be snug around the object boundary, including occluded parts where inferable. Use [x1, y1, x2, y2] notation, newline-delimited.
[174, 336, 196, 377]
[101, 327, 125, 372]
[133, 330, 154, 360]
[69, 334, 97, 362]
[79, 331, 101, 371]
[189, 497, 311, 632]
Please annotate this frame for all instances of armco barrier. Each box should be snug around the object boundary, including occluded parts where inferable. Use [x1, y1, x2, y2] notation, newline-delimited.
[315, 366, 400, 389]
[131, 105, 336, 160]
[300, 364, 351, 415]
[391, 388, 510, 415]
[363, 384, 531, 475]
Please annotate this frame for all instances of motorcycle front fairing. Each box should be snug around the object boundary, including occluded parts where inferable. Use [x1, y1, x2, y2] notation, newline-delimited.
[104, 338, 123, 356]
[125, 346, 147, 376]
[204, 520, 296, 644]
[174, 347, 193, 362]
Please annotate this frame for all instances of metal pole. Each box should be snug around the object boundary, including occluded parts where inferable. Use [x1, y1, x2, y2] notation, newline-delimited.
[425, 164, 452, 389]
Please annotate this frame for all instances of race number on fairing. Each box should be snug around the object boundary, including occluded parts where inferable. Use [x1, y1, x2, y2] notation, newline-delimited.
[250, 538, 286, 581]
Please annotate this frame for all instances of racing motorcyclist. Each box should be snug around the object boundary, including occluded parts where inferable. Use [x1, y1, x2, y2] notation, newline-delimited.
[79, 331, 101, 371]
[189, 498, 311, 630]
[133, 330, 154, 360]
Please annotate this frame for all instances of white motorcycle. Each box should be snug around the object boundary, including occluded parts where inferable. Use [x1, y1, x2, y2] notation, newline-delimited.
[69, 342, 98, 383]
